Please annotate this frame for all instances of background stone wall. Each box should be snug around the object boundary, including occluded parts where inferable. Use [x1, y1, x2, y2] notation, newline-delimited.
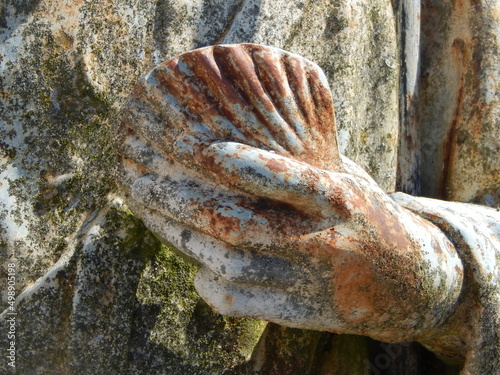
[1, 0, 498, 374]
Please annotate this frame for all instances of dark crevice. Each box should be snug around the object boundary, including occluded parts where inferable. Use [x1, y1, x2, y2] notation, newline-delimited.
[213, 0, 247, 45]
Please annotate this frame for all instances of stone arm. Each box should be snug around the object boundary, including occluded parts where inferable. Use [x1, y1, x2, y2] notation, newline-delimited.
[391, 193, 500, 374]
[117, 137, 500, 373]
[115, 44, 499, 374]
[116, 133, 465, 343]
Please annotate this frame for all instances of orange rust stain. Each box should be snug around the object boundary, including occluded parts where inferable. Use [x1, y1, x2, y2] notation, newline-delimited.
[200, 152, 218, 174]
[332, 255, 377, 323]
[451, 38, 466, 56]
[119, 157, 148, 175]
[201, 207, 244, 243]
[365, 202, 412, 253]
[265, 158, 288, 173]
[257, 154, 270, 162]
[431, 236, 443, 254]
[223, 294, 233, 306]
[439, 74, 464, 199]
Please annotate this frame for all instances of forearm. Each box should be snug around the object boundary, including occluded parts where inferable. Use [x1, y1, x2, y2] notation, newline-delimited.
[391, 193, 500, 373]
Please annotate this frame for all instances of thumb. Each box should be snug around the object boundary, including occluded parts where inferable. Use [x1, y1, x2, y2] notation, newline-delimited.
[200, 141, 353, 220]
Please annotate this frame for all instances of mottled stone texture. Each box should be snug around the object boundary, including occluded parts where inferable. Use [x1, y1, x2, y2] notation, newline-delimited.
[0, 0, 498, 374]
[419, 0, 499, 204]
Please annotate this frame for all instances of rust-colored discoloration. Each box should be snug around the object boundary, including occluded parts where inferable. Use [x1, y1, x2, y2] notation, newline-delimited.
[364, 201, 414, 257]
[264, 158, 289, 174]
[207, 210, 243, 243]
[114, 44, 468, 355]
[119, 157, 148, 176]
[119, 43, 344, 174]
[300, 223, 430, 340]
[439, 37, 467, 200]
[420, 0, 499, 205]
[332, 254, 378, 325]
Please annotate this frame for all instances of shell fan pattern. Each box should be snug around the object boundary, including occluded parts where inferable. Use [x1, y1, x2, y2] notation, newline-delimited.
[119, 43, 343, 173]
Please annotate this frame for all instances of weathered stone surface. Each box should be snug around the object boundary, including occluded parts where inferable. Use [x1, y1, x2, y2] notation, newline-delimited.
[1, 0, 498, 374]
[419, 0, 500, 205]
[116, 44, 498, 373]
[116, 44, 464, 342]
[283, 0, 400, 192]
[392, 193, 500, 374]
[0, 203, 150, 374]
[0, 1, 402, 373]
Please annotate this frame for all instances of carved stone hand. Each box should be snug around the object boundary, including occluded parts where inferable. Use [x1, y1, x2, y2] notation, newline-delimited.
[115, 44, 463, 344]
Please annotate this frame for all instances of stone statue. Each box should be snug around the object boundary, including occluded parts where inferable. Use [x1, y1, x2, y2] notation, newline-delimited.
[115, 44, 500, 374]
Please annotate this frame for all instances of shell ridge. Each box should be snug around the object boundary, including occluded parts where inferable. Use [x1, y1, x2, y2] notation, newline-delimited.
[211, 46, 281, 147]
[153, 83, 213, 140]
[279, 54, 324, 165]
[172, 57, 253, 142]
[305, 68, 340, 170]
[153, 65, 216, 136]
[283, 55, 319, 137]
[219, 46, 287, 140]
[281, 56, 324, 164]
[212, 45, 302, 155]
[183, 48, 267, 146]
[158, 58, 252, 144]
[144, 63, 195, 133]
[252, 49, 309, 152]
[299, 61, 331, 158]
[246, 47, 308, 156]
[307, 68, 336, 143]
[203, 46, 288, 154]
[278, 54, 312, 143]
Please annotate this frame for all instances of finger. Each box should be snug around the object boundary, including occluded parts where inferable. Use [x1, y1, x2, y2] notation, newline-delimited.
[114, 132, 172, 193]
[128, 173, 309, 249]
[114, 123, 173, 190]
[116, 129, 219, 195]
[116, 157, 145, 189]
[194, 267, 342, 331]
[127, 201, 299, 288]
[116, 134, 316, 248]
[116, 131, 172, 176]
[199, 141, 353, 220]
[119, 76, 185, 153]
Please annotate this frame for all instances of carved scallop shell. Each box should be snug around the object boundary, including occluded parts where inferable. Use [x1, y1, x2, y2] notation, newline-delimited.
[119, 43, 343, 172]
